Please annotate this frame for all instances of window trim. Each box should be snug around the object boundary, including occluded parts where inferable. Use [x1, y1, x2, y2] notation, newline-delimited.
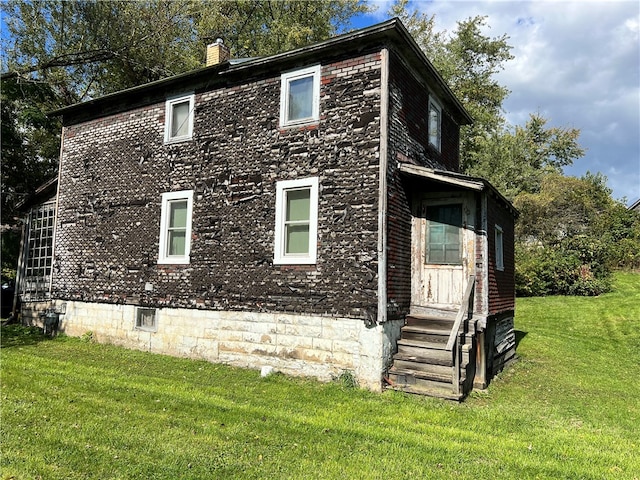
[279, 65, 321, 128]
[158, 190, 194, 265]
[428, 97, 442, 151]
[495, 225, 505, 271]
[274, 177, 319, 265]
[425, 203, 463, 266]
[164, 93, 195, 144]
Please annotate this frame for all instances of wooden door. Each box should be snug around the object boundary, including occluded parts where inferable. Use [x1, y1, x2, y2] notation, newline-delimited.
[411, 192, 476, 313]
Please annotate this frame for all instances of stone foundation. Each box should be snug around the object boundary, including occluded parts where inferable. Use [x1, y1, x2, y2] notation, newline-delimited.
[45, 300, 402, 391]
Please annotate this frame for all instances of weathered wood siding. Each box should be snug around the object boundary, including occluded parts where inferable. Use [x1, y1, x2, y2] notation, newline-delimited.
[486, 194, 516, 314]
[53, 51, 383, 320]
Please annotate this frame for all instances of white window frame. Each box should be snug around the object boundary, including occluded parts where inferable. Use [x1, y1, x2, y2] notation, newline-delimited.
[428, 97, 442, 151]
[164, 93, 195, 143]
[279, 65, 321, 128]
[158, 190, 194, 265]
[274, 177, 319, 265]
[495, 225, 504, 271]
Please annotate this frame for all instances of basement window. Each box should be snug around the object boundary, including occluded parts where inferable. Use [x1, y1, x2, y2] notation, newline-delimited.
[280, 65, 321, 127]
[164, 93, 195, 143]
[135, 307, 157, 332]
[158, 190, 194, 264]
[274, 177, 319, 264]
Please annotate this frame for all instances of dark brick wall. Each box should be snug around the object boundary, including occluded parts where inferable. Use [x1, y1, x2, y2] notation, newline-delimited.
[384, 52, 463, 319]
[386, 52, 460, 173]
[53, 52, 383, 321]
[486, 194, 516, 314]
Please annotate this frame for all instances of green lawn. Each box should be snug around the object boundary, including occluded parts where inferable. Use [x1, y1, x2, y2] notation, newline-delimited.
[2, 273, 639, 479]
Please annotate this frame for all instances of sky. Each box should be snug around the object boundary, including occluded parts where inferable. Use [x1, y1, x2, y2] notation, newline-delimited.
[353, 0, 640, 204]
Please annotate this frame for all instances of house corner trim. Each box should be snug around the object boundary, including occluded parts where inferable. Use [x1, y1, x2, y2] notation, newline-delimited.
[377, 48, 389, 324]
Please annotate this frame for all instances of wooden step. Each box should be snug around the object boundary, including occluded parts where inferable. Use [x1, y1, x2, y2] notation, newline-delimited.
[388, 366, 455, 385]
[387, 367, 466, 400]
[397, 338, 449, 351]
[386, 383, 465, 401]
[405, 314, 456, 328]
[395, 344, 472, 365]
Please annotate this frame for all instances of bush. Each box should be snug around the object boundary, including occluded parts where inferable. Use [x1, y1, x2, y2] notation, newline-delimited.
[516, 243, 612, 297]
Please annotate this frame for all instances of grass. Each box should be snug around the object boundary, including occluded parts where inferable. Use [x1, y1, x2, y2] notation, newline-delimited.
[1, 272, 639, 479]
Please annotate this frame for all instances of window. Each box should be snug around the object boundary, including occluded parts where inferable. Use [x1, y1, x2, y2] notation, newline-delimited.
[280, 65, 321, 127]
[158, 190, 193, 264]
[135, 307, 157, 332]
[495, 225, 504, 271]
[428, 99, 442, 151]
[274, 177, 319, 264]
[164, 94, 194, 143]
[426, 204, 462, 265]
[19, 201, 56, 301]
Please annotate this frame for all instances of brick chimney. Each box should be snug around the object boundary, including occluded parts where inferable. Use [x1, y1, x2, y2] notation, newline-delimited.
[206, 38, 230, 66]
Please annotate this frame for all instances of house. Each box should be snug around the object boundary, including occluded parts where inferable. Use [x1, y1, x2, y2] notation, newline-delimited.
[18, 19, 517, 399]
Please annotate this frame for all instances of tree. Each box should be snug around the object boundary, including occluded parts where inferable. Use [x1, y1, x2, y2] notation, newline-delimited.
[513, 172, 640, 296]
[467, 114, 585, 199]
[1, 77, 60, 220]
[1, 0, 369, 101]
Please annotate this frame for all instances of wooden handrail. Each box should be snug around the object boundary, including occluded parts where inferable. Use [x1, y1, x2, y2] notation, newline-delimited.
[446, 275, 475, 351]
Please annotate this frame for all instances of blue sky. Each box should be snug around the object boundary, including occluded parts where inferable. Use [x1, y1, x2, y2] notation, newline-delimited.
[353, 0, 640, 204]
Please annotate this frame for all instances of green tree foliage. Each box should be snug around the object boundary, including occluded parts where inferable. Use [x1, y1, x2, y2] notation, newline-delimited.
[514, 173, 640, 296]
[467, 114, 585, 199]
[1, 0, 369, 101]
[1, 77, 60, 219]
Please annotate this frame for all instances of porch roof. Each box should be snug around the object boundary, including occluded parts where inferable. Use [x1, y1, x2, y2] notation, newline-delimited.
[398, 163, 518, 217]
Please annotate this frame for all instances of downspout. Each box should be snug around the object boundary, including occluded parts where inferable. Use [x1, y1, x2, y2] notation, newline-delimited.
[49, 127, 65, 303]
[377, 48, 389, 324]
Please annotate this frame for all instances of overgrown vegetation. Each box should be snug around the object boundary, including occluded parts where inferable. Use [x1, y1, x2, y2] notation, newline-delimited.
[514, 173, 640, 296]
[1, 273, 639, 479]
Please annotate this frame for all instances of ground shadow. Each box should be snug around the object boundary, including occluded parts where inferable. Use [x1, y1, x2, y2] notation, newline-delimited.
[515, 330, 528, 349]
[0, 324, 51, 349]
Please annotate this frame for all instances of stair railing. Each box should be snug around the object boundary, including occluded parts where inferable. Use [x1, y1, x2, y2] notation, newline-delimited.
[446, 275, 475, 396]
[446, 275, 475, 351]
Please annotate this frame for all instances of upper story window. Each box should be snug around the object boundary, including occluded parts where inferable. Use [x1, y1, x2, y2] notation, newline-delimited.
[428, 98, 442, 151]
[425, 204, 462, 265]
[495, 225, 504, 271]
[280, 65, 321, 128]
[274, 177, 319, 265]
[164, 94, 195, 143]
[158, 190, 194, 264]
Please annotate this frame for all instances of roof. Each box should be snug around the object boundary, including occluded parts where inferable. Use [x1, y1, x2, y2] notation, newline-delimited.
[49, 18, 472, 126]
[629, 198, 640, 212]
[398, 163, 519, 217]
[15, 176, 58, 211]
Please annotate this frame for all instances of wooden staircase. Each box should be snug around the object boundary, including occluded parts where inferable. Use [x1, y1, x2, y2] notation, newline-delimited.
[386, 312, 476, 400]
[386, 275, 477, 401]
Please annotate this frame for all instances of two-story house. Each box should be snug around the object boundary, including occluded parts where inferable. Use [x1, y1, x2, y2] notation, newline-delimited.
[17, 19, 517, 399]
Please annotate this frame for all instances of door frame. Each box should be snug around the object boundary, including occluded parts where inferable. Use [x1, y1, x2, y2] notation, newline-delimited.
[410, 191, 476, 314]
